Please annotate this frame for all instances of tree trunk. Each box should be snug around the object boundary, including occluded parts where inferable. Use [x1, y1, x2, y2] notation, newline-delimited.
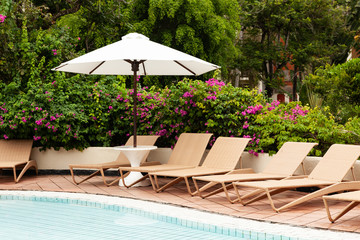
[292, 66, 298, 101]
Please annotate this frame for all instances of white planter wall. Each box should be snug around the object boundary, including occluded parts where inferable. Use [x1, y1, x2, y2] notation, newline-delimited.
[30, 147, 360, 181]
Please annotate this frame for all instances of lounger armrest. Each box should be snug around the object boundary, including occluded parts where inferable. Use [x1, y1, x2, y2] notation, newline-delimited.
[140, 161, 161, 166]
[227, 168, 255, 174]
[323, 181, 360, 193]
[283, 175, 308, 179]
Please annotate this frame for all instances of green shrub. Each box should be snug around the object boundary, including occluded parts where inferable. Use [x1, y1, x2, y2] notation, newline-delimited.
[305, 58, 360, 122]
[251, 103, 357, 156]
[0, 77, 267, 150]
[0, 76, 357, 155]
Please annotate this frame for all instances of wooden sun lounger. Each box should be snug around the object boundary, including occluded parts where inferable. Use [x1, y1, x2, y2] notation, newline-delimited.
[0, 139, 37, 182]
[232, 144, 360, 212]
[323, 187, 360, 223]
[192, 142, 318, 203]
[148, 137, 250, 195]
[69, 135, 159, 186]
[118, 133, 212, 188]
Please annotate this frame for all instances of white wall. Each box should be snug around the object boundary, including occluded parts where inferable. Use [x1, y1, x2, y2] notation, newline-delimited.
[30, 147, 360, 181]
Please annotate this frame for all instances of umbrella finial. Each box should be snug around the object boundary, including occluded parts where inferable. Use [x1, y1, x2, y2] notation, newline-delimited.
[122, 33, 149, 41]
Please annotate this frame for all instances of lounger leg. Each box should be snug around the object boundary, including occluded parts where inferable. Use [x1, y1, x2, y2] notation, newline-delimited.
[148, 174, 158, 191]
[242, 189, 288, 206]
[233, 182, 247, 205]
[192, 178, 202, 197]
[119, 169, 128, 187]
[15, 160, 38, 183]
[12, 167, 17, 182]
[192, 178, 226, 199]
[129, 174, 149, 187]
[237, 186, 283, 212]
[100, 168, 129, 187]
[323, 199, 359, 223]
[155, 177, 184, 193]
[268, 182, 360, 213]
[232, 183, 282, 206]
[184, 177, 194, 195]
[153, 175, 160, 189]
[119, 169, 145, 188]
[184, 177, 203, 196]
[70, 168, 102, 185]
[264, 189, 282, 212]
[219, 182, 239, 203]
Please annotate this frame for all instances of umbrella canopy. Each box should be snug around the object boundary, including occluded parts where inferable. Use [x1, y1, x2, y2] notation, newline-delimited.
[53, 32, 220, 146]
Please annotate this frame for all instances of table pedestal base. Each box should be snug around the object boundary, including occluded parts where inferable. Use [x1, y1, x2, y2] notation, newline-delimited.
[115, 145, 157, 188]
[119, 171, 151, 187]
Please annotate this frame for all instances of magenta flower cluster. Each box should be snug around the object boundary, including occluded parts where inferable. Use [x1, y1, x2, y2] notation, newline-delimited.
[0, 14, 6, 23]
[241, 104, 263, 116]
[205, 78, 225, 88]
[282, 104, 308, 121]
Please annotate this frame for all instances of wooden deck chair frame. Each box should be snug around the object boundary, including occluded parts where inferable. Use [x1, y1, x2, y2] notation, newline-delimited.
[118, 133, 213, 188]
[148, 137, 250, 195]
[192, 142, 318, 203]
[69, 135, 159, 186]
[232, 144, 360, 213]
[0, 139, 37, 183]
[323, 186, 360, 223]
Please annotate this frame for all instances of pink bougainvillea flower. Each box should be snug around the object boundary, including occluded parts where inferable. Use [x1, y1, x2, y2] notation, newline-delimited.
[3, 134, 8, 139]
[0, 14, 6, 23]
[33, 136, 41, 141]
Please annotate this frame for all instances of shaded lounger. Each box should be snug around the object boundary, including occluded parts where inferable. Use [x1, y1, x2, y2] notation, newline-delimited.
[118, 133, 213, 188]
[323, 187, 360, 223]
[69, 135, 159, 186]
[148, 137, 250, 195]
[0, 139, 37, 182]
[232, 144, 360, 212]
[192, 141, 318, 203]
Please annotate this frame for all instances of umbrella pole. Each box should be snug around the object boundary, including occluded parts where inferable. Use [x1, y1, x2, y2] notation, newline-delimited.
[131, 61, 140, 148]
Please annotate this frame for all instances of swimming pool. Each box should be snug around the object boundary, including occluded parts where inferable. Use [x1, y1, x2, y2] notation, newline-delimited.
[0, 197, 240, 239]
[0, 191, 358, 240]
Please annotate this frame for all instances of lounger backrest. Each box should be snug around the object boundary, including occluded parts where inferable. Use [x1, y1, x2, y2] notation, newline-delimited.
[116, 135, 159, 164]
[167, 133, 212, 166]
[0, 139, 33, 163]
[262, 142, 318, 175]
[309, 144, 360, 182]
[201, 137, 250, 170]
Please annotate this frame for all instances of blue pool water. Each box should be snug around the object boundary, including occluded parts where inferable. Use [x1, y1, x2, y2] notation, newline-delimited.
[0, 197, 245, 240]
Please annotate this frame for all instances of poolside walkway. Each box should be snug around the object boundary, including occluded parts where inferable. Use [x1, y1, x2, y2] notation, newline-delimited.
[0, 173, 360, 234]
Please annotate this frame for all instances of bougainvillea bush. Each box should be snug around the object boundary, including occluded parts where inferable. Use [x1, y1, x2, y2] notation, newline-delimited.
[0, 75, 358, 155]
[250, 103, 358, 156]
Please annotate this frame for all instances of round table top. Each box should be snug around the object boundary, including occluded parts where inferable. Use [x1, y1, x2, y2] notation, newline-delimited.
[113, 145, 157, 151]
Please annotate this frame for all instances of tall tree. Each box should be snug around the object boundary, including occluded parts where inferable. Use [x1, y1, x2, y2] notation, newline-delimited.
[124, 0, 241, 84]
[236, 0, 351, 98]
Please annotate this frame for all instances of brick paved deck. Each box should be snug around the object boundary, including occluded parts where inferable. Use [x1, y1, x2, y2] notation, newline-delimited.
[1, 173, 360, 234]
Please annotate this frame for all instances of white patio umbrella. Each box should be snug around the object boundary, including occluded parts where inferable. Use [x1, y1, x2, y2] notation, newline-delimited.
[53, 32, 220, 147]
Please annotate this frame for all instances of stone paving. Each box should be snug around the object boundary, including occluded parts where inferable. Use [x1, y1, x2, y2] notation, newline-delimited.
[1, 172, 360, 234]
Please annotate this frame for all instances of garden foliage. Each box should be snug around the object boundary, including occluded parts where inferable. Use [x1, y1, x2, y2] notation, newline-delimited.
[0, 74, 358, 156]
[305, 58, 360, 122]
[0, 1, 359, 156]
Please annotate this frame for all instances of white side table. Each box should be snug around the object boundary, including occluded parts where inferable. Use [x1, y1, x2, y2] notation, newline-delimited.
[114, 145, 157, 187]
